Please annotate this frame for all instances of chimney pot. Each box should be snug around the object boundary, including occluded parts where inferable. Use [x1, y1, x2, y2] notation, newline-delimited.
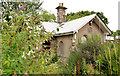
[59, 3, 63, 6]
[59, 3, 61, 6]
[62, 3, 63, 6]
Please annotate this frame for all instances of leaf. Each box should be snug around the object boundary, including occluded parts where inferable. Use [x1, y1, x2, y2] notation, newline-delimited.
[7, 61, 10, 67]
[3, 61, 8, 65]
[28, 46, 31, 51]
[113, 64, 117, 72]
[43, 55, 45, 59]
[20, 61, 23, 64]
[40, 34, 42, 38]
[39, 56, 42, 59]
[57, 28, 59, 32]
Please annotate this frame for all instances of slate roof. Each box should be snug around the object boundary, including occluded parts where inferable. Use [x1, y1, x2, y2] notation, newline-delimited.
[42, 22, 59, 32]
[56, 14, 96, 34]
[41, 14, 112, 36]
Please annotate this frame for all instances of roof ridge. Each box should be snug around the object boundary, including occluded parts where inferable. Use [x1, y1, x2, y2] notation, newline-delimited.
[65, 14, 96, 23]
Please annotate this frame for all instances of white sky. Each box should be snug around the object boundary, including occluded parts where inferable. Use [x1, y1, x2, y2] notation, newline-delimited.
[41, 0, 120, 32]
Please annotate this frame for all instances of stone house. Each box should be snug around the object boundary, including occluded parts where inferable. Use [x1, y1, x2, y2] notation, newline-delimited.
[42, 3, 112, 61]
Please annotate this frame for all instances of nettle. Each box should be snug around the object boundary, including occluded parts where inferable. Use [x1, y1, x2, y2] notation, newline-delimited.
[1, 4, 55, 74]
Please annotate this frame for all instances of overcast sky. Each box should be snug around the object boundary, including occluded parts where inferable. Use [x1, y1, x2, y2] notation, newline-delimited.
[41, 0, 120, 31]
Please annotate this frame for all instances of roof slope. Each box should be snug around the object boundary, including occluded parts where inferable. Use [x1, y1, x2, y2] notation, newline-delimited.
[42, 14, 112, 36]
[42, 22, 59, 32]
[56, 14, 96, 34]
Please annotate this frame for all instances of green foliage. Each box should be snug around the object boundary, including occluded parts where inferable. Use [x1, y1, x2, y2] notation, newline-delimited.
[113, 30, 120, 36]
[96, 12, 109, 25]
[40, 10, 56, 22]
[96, 41, 120, 74]
[47, 53, 58, 65]
[66, 11, 95, 21]
[112, 31, 117, 40]
[1, 1, 43, 12]
[116, 30, 120, 36]
[1, 2, 57, 74]
[1, 1, 56, 22]
[1, 1, 43, 22]
[66, 11, 109, 25]
[66, 35, 101, 75]
[51, 53, 58, 63]
[111, 30, 120, 40]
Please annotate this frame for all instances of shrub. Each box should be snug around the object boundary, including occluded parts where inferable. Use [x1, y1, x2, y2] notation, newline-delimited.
[1, 3, 56, 74]
[67, 35, 101, 75]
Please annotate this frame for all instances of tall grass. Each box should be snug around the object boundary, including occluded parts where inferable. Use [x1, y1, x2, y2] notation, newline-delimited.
[66, 34, 120, 75]
[96, 40, 120, 74]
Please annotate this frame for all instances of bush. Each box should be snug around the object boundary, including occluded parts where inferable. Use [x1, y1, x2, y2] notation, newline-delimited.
[67, 35, 101, 75]
[1, 3, 56, 74]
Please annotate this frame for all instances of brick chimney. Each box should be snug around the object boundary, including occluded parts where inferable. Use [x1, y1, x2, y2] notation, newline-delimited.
[56, 3, 67, 23]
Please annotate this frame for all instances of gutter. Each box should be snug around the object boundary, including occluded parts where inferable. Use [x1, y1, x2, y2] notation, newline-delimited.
[54, 31, 76, 36]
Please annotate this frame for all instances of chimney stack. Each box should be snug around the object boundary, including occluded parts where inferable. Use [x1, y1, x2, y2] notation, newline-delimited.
[56, 3, 67, 23]
[59, 3, 63, 6]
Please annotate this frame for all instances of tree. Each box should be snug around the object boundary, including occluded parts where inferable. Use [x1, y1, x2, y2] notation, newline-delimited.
[1, 1, 43, 21]
[66, 11, 109, 25]
[40, 10, 56, 22]
[116, 30, 120, 36]
[0, 1, 56, 22]
[111, 30, 120, 40]
[96, 12, 109, 24]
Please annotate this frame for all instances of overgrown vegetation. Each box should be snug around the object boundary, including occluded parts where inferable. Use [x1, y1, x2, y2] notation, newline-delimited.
[96, 41, 120, 75]
[66, 35, 101, 75]
[64, 35, 120, 75]
[1, 2, 57, 75]
[1, 1, 120, 75]
[0, 1, 56, 22]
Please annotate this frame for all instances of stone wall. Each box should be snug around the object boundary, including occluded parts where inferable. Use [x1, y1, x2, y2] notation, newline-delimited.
[51, 21, 105, 62]
[75, 21, 104, 43]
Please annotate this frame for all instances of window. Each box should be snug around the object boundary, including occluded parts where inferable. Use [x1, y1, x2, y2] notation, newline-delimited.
[59, 41, 64, 56]
[81, 35, 87, 43]
[88, 27, 92, 33]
